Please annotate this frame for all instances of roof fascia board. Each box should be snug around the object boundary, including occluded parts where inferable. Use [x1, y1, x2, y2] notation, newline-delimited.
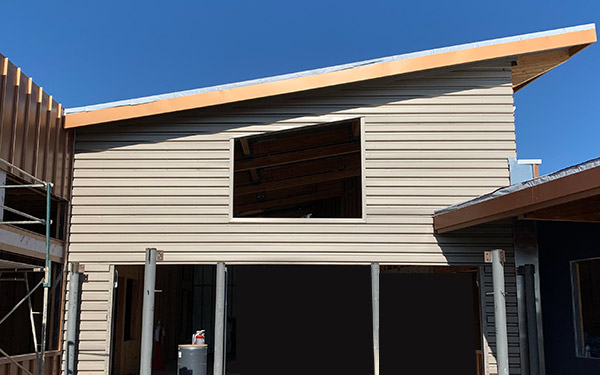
[434, 165, 600, 233]
[65, 26, 596, 128]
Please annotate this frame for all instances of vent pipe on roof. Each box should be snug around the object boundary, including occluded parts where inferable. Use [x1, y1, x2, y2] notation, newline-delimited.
[509, 158, 542, 184]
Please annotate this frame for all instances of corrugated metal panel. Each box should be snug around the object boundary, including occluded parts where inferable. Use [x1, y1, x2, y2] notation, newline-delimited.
[67, 61, 519, 374]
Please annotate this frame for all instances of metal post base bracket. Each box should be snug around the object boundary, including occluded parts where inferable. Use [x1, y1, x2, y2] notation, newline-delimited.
[485, 249, 505, 263]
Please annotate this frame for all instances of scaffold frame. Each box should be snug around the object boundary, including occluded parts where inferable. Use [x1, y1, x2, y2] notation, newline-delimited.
[0, 157, 53, 375]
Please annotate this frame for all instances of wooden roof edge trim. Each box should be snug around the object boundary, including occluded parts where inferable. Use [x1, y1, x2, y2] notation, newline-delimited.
[434, 165, 600, 233]
[64, 27, 597, 129]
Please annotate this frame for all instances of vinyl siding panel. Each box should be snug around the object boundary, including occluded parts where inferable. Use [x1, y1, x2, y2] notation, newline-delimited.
[482, 261, 521, 374]
[61, 264, 113, 375]
[69, 70, 516, 262]
[66, 61, 520, 374]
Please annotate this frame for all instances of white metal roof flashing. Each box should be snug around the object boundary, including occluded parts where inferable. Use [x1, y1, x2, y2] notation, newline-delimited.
[65, 24, 595, 115]
[435, 156, 600, 216]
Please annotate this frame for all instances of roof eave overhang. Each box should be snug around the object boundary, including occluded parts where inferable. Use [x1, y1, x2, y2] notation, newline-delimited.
[65, 27, 597, 129]
[433, 166, 600, 234]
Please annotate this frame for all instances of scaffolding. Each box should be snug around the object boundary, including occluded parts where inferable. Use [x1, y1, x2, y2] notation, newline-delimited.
[0, 157, 53, 375]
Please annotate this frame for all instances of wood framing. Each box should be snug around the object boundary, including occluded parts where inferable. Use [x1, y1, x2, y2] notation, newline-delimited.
[231, 118, 364, 218]
[228, 117, 367, 221]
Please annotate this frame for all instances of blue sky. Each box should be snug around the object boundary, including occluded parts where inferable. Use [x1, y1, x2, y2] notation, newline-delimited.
[0, 1, 597, 175]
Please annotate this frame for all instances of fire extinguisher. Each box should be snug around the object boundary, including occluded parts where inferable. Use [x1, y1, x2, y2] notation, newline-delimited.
[192, 330, 205, 345]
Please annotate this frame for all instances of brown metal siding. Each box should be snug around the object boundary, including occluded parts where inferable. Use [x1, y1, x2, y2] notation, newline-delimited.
[0, 54, 72, 200]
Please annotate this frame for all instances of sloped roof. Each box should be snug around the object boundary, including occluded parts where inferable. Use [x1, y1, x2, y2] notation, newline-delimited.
[65, 24, 596, 128]
[434, 157, 600, 233]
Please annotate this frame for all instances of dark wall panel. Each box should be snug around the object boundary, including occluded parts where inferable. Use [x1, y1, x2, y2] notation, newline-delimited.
[538, 221, 600, 375]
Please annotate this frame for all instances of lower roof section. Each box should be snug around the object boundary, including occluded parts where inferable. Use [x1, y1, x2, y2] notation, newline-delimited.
[434, 157, 600, 233]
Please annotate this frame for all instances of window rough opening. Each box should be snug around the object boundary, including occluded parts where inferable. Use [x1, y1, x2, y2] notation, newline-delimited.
[233, 119, 362, 218]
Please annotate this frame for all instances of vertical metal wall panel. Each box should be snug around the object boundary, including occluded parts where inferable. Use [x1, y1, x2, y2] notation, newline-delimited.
[32, 89, 44, 177]
[0, 54, 73, 374]
[40, 97, 52, 179]
[12, 70, 26, 167]
[0, 64, 16, 161]
[44, 103, 56, 182]
[0, 52, 72, 200]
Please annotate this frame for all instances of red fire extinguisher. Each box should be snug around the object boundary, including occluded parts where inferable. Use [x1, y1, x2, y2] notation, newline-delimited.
[192, 330, 205, 345]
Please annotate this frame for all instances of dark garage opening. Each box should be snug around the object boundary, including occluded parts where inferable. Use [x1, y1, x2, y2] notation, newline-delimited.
[227, 265, 373, 375]
[380, 269, 480, 375]
[110, 264, 482, 375]
[111, 265, 217, 375]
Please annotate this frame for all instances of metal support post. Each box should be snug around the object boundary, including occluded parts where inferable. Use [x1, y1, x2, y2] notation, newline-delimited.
[24, 276, 40, 363]
[44, 182, 52, 287]
[213, 262, 226, 375]
[0, 159, 53, 375]
[0, 170, 5, 220]
[521, 265, 540, 375]
[487, 249, 510, 375]
[140, 248, 157, 375]
[39, 281, 49, 375]
[66, 266, 82, 375]
[516, 274, 530, 374]
[39, 182, 52, 375]
[371, 263, 380, 375]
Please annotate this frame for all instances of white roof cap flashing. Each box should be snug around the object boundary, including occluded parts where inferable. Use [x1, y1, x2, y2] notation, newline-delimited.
[517, 159, 542, 165]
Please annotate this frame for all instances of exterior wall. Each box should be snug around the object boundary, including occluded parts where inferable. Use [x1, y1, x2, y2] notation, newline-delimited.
[0, 53, 73, 200]
[66, 60, 520, 374]
[538, 221, 600, 374]
[0, 54, 72, 375]
[69, 61, 516, 264]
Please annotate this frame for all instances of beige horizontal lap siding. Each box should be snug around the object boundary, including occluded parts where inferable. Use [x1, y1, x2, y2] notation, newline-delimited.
[69, 62, 515, 265]
[61, 264, 114, 375]
[67, 61, 519, 374]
